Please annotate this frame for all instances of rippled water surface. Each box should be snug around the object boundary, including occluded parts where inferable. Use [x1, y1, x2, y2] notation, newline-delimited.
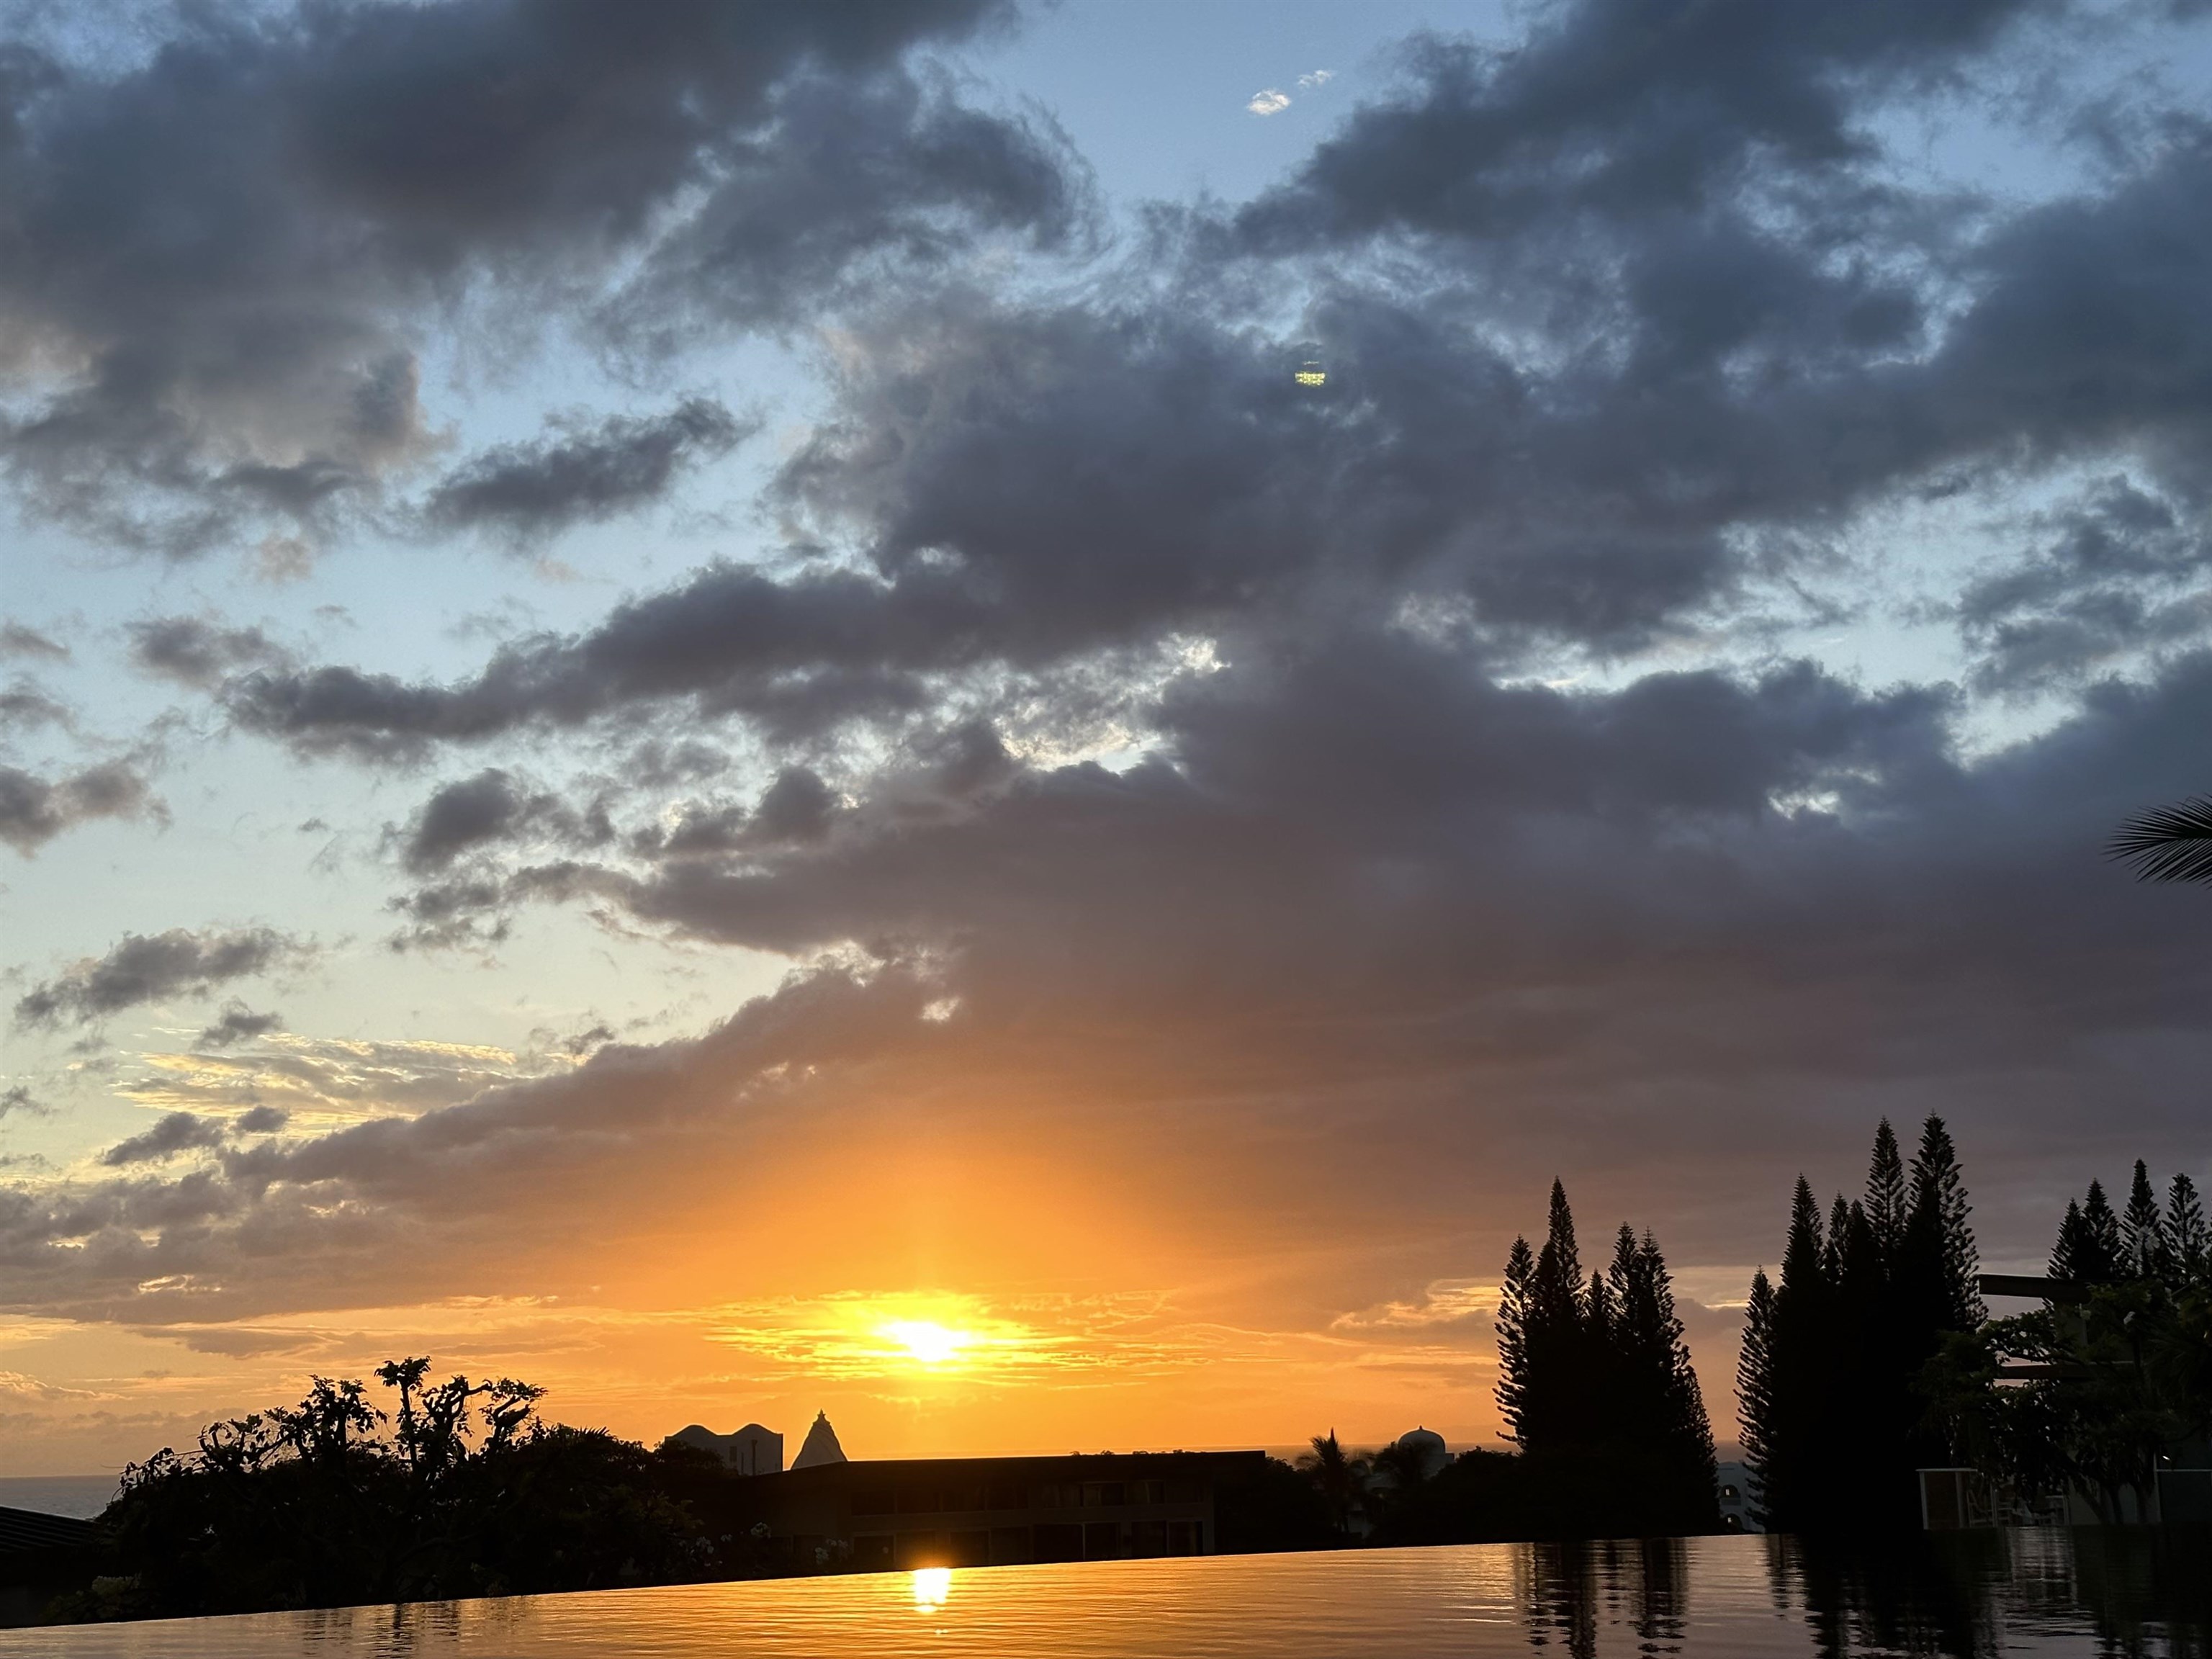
[12, 1529, 2206, 1658]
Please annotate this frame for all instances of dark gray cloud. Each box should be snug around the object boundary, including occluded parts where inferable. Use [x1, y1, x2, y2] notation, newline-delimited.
[1956, 479, 2212, 695]
[0, 625, 69, 660]
[0, 1086, 53, 1120]
[194, 1003, 285, 1051]
[392, 767, 609, 877]
[0, 0, 1079, 550]
[1234, 0, 2044, 251]
[97, 1104, 289, 1167]
[0, 681, 72, 733]
[421, 398, 752, 544]
[0, 759, 163, 855]
[128, 617, 290, 689]
[14, 926, 314, 1027]
[99, 1112, 228, 1166]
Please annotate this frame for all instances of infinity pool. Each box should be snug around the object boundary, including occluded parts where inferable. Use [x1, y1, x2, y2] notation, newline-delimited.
[12, 1529, 2205, 1658]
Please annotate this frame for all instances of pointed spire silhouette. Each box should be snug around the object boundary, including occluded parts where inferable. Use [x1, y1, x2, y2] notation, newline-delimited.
[791, 1408, 848, 1469]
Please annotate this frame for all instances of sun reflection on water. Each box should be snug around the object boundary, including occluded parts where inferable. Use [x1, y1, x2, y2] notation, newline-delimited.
[910, 1567, 952, 1614]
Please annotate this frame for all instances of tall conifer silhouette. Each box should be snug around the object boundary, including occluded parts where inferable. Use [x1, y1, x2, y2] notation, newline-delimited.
[1735, 1269, 1778, 1524]
[1495, 1235, 1536, 1446]
[2050, 1199, 2093, 1280]
[2079, 1179, 2123, 1280]
[1906, 1115, 1982, 1331]
[1497, 1185, 1717, 1529]
[1738, 1115, 1984, 1530]
[1864, 1120, 1907, 1269]
[1758, 1177, 1830, 1530]
[2121, 1160, 2170, 1279]
[2168, 1174, 2209, 1275]
[1521, 1179, 1588, 1452]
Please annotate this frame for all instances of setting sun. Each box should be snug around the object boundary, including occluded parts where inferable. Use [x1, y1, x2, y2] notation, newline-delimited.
[881, 1320, 971, 1367]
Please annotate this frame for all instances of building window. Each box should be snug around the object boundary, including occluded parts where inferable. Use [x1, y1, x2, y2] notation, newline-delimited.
[854, 1534, 894, 1570]
[1033, 1523, 1083, 1562]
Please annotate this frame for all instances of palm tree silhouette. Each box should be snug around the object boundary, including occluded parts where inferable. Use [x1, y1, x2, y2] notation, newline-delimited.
[2108, 798, 2212, 884]
[1296, 1430, 1368, 1536]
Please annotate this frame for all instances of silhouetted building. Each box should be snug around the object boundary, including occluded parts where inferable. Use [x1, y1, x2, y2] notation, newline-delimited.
[791, 1410, 848, 1470]
[670, 1421, 783, 1475]
[1714, 1461, 1760, 1532]
[725, 1450, 1266, 1572]
[1391, 1427, 1449, 1480]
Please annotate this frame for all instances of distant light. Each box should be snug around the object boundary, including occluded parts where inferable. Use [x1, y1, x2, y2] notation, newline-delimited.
[881, 1318, 969, 1366]
[912, 1567, 951, 1612]
[1295, 361, 1327, 387]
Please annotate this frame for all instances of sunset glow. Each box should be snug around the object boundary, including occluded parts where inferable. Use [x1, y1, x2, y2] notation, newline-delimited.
[4, 0, 2206, 1501]
[883, 1320, 971, 1367]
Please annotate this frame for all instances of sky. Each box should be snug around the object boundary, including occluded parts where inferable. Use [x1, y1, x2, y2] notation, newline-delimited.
[3, 0, 2210, 1479]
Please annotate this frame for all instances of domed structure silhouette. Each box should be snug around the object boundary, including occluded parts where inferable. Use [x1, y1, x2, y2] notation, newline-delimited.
[791, 1409, 848, 1469]
[1392, 1426, 1449, 1480]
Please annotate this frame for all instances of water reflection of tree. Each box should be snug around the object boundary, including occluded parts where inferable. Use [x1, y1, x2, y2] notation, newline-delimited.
[2065, 1527, 2212, 1658]
[1761, 1528, 2212, 1658]
[1514, 1537, 1687, 1658]
[1762, 1532, 2006, 1658]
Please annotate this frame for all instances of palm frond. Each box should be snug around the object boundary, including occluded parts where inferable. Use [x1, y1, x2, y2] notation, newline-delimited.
[2107, 796, 2212, 884]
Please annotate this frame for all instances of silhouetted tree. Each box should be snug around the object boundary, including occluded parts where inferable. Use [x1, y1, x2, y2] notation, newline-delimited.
[2121, 1160, 2170, 1280]
[1519, 1179, 1593, 1454]
[1295, 1431, 1368, 1537]
[1741, 1115, 1985, 1532]
[1604, 1226, 1715, 1501]
[1927, 1160, 2212, 1525]
[1495, 1236, 1536, 1446]
[1735, 1269, 1778, 1524]
[2077, 1179, 2125, 1281]
[2051, 1200, 2095, 1280]
[1863, 1120, 1907, 1269]
[1493, 1184, 1719, 1536]
[2107, 796, 2212, 883]
[1754, 1176, 1833, 1531]
[2168, 1174, 2209, 1276]
[65, 1358, 702, 1622]
[1903, 1115, 1982, 1333]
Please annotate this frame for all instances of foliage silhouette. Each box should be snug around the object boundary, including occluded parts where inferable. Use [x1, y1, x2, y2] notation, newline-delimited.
[1736, 1115, 1985, 1532]
[2107, 796, 2212, 883]
[1926, 1160, 2212, 1525]
[58, 1359, 706, 1622]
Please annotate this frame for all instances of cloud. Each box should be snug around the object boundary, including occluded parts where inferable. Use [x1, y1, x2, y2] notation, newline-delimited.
[194, 1004, 285, 1051]
[14, 927, 315, 1028]
[1297, 70, 1334, 91]
[127, 618, 290, 689]
[99, 1112, 228, 1166]
[1955, 478, 2212, 696]
[0, 682, 73, 734]
[392, 768, 608, 876]
[0, 760, 165, 855]
[421, 398, 753, 544]
[9, 0, 2212, 1452]
[1248, 89, 1291, 116]
[99, 1104, 291, 1167]
[118, 1032, 591, 1129]
[0, 626, 69, 661]
[0, 1087, 54, 1120]
[0, 0, 1079, 552]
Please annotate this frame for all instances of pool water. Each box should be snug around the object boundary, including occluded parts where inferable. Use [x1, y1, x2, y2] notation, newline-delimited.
[10, 1528, 2205, 1657]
